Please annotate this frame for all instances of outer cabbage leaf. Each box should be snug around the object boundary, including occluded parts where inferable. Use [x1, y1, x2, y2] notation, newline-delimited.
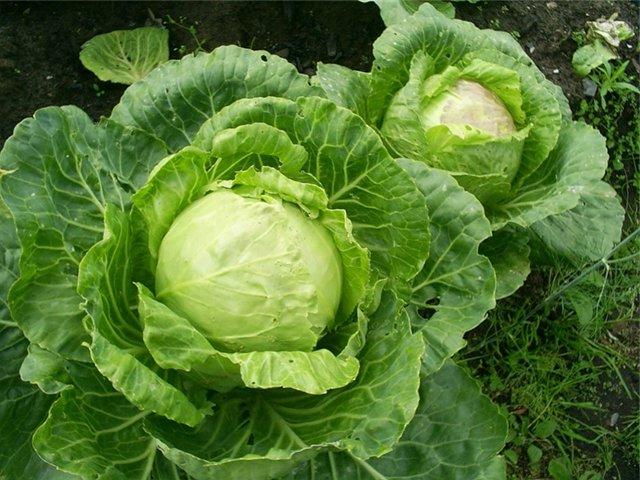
[0, 203, 75, 479]
[0, 327, 77, 480]
[286, 361, 508, 480]
[399, 160, 495, 375]
[528, 181, 624, 265]
[143, 293, 424, 480]
[110, 45, 323, 152]
[488, 122, 613, 229]
[80, 27, 169, 84]
[33, 364, 157, 480]
[361, 0, 456, 25]
[315, 63, 373, 121]
[78, 205, 210, 427]
[0, 108, 167, 360]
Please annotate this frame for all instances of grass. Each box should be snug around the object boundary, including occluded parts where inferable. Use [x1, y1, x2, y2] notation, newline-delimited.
[461, 59, 639, 480]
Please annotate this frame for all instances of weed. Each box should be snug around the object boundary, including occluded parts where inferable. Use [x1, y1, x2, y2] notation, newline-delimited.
[91, 82, 105, 98]
[462, 223, 639, 479]
[165, 15, 207, 55]
[576, 60, 640, 204]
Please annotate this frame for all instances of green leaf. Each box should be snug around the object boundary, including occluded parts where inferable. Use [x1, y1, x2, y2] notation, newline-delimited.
[548, 456, 572, 480]
[142, 294, 424, 479]
[33, 364, 157, 480]
[79, 205, 208, 426]
[572, 41, 617, 77]
[489, 122, 610, 230]
[19, 343, 72, 394]
[480, 227, 531, 299]
[565, 288, 595, 326]
[287, 361, 508, 480]
[88, 329, 208, 427]
[0, 106, 166, 360]
[138, 285, 361, 395]
[0, 107, 110, 360]
[533, 418, 557, 439]
[80, 27, 169, 84]
[110, 46, 322, 152]
[529, 181, 624, 265]
[362, 0, 455, 27]
[398, 160, 496, 374]
[132, 147, 213, 273]
[0, 206, 74, 479]
[527, 444, 543, 465]
[315, 63, 373, 121]
[0, 327, 77, 480]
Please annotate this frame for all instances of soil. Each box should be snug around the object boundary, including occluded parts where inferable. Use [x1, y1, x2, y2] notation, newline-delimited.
[0, 1, 638, 479]
[0, 1, 384, 145]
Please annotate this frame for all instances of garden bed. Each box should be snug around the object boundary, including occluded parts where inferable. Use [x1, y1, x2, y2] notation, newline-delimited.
[0, 1, 637, 479]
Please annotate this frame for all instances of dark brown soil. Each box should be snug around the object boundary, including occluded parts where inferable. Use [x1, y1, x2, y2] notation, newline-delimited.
[456, 0, 639, 107]
[0, 1, 384, 146]
[0, 1, 638, 479]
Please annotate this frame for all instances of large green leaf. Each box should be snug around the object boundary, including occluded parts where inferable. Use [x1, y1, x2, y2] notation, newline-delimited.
[286, 361, 507, 480]
[529, 181, 624, 265]
[0, 107, 166, 360]
[110, 45, 322, 152]
[138, 285, 362, 395]
[80, 27, 169, 84]
[0, 327, 77, 480]
[488, 122, 611, 229]
[194, 96, 431, 293]
[79, 205, 209, 427]
[315, 63, 373, 121]
[0, 203, 74, 479]
[142, 293, 424, 479]
[33, 364, 157, 480]
[399, 160, 495, 374]
[361, 0, 456, 27]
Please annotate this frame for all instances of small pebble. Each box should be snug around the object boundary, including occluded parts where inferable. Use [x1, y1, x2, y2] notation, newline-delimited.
[546, 1, 557, 9]
[609, 412, 619, 427]
[46, 75, 53, 80]
[582, 78, 597, 97]
[552, 68, 559, 74]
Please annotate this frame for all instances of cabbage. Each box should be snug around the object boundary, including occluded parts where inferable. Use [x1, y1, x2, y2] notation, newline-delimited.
[156, 188, 344, 352]
[316, 3, 624, 298]
[0, 45, 505, 480]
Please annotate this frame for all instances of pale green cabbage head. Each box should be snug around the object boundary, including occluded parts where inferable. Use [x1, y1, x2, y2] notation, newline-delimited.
[421, 79, 517, 137]
[156, 188, 343, 352]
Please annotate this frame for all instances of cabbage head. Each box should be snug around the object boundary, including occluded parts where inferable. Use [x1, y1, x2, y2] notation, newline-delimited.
[316, 3, 624, 298]
[0, 46, 507, 479]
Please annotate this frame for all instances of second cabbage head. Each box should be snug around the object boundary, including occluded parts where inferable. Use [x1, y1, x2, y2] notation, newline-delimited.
[317, 3, 624, 297]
